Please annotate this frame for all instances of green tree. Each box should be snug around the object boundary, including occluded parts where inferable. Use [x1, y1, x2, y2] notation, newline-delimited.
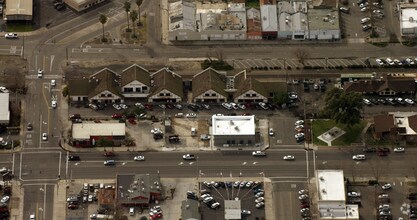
[96, 137, 113, 147]
[62, 86, 69, 97]
[272, 92, 289, 106]
[99, 14, 108, 42]
[124, 1, 131, 31]
[136, 0, 143, 25]
[130, 10, 138, 38]
[322, 88, 363, 127]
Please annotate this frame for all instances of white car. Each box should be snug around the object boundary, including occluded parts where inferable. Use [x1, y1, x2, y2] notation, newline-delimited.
[360, 17, 370, 24]
[300, 208, 310, 213]
[405, 99, 414, 105]
[363, 98, 372, 105]
[0, 87, 9, 93]
[52, 100, 57, 109]
[4, 33, 18, 39]
[295, 133, 305, 139]
[229, 102, 239, 110]
[129, 207, 135, 216]
[186, 113, 197, 118]
[252, 151, 266, 156]
[237, 103, 246, 110]
[385, 58, 395, 65]
[258, 102, 269, 110]
[255, 202, 265, 208]
[393, 147, 405, 152]
[393, 59, 402, 65]
[298, 194, 308, 200]
[382, 183, 392, 190]
[211, 202, 220, 209]
[406, 58, 415, 65]
[222, 102, 232, 110]
[203, 196, 213, 203]
[255, 197, 264, 203]
[135, 103, 144, 109]
[42, 133, 48, 141]
[375, 59, 384, 65]
[50, 79, 56, 87]
[0, 196, 9, 203]
[119, 104, 128, 109]
[133, 156, 145, 161]
[112, 104, 122, 110]
[360, 6, 368, 12]
[283, 155, 295, 160]
[347, 192, 361, 197]
[295, 120, 304, 126]
[37, 69, 44, 78]
[30, 213, 36, 220]
[298, 189, 308, 195]
[352, 154, 366, 160]
[241, 210, 251, 215]
[268, 128, 274, 136]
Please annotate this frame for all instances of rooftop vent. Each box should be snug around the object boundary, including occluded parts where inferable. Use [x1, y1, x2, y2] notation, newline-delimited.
[320, 176, 324, 181]
[322, 189, 326, 194]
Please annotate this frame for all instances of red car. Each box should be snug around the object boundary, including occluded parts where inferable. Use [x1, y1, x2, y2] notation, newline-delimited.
[67, 204, 78, 209]
[150, 213, 163, 219]
[378, 151, 388, 156]
[128, 118, 137, 125]
[103, 152, 115, 157]
[301, 203, 310, 208]
[111, 114, 123, 119]
[145, 104, 153, 110]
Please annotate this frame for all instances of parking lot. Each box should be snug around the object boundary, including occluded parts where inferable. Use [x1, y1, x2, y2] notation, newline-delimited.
[198, 180, 266, 220]
[347, 179, 415, 220]
[273, 182, 309, 220]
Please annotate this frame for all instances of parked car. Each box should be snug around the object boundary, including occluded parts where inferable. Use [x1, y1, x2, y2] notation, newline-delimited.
[133, 156, 145, 161]
[347, 192, 361, 197]
[352, 155, 366, 160]
[200, 134, 210, 141]
[4, 33, 18, 39]
[394, 147, 405, 152]
[382, 183, 392, 190]
[103, 152, 115, 157]
[68, 155, 80, 161]
[42, 133, 48, 141]
[268, 128, 274, 136]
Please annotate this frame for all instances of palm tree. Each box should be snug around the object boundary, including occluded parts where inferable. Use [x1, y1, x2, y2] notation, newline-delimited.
[130, 10, 138, 38]
[135, 0, 143, 26]
[124, 1, 131, 31]
[99, 14, 108, 42]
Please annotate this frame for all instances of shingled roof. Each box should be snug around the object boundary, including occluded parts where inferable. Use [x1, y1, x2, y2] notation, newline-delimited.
[344, 78, 416, 94]
[88, 68, 121, 99]
[121, 64, 150, 87]
[149, 68, 183, 98]
[192, 67, 227, 99]
[234, 76, 269, 98]
[68, 79, 92, 96]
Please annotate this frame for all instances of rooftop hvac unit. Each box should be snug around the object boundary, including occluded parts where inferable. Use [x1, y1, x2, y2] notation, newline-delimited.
[132, 185, 137, 190]
[320, 176, 324, 181]
[322, 189, 326, 194]
[142, 188, 145, 192]
[230, 120, 234, 125]
[234, 126, 239, 131]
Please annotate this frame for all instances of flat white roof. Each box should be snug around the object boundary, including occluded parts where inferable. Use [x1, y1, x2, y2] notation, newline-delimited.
[224, 200, 241, 219]
[72, 123, 125, 139]
[401, 8, 417, 29]
[0, 93, 10, 124]
[212, 115, 255, 136]
[316, 170, 345, 201]
[260, 5, 278, 32]
[389, 112, 417, 135]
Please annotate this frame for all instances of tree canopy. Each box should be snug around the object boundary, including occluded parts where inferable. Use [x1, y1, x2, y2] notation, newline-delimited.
[322, 88, 363, 127]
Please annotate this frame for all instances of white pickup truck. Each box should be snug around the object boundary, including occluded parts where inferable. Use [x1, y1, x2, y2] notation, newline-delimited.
[4, 33, 18, 39]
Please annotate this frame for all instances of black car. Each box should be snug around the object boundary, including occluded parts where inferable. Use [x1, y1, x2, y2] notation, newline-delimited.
[187, 104, 198, 112]
[408, 193, 417, 200]
[169, 135, 180, 143]
[154, 133, 163, 140]
[68, 155, 81, 161]
[69, 114, 81, 120]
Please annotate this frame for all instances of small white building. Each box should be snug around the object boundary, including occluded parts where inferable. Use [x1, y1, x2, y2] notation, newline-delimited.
[307, 9, 340, 40]
[399, 5, 417, 37]
[211, 115, 256, 147]
[260, 5, 278, 39]
[316, 170, 359, 220]
[0, 93, 10, 125]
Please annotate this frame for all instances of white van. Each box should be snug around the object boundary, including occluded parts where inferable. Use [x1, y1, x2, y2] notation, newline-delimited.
[191, 127, 196, 137]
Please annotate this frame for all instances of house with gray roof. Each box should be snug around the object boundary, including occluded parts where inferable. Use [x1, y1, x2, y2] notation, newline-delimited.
[121, 64, 150, 99]
[307, 8, 340, 40]
[148, 68, 184, 103]
[181, 199, 201, 220]
[192, 67, 228, 103]
[116, 174, 163, 207]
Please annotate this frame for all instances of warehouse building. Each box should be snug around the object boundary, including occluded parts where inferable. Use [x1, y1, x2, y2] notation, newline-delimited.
[4, 0, 32, 21]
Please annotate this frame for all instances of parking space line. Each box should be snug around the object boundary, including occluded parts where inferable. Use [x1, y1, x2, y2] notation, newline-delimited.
[254, 59, 267, 67]
[326, 59, 338, 67]
[337, 59, 349, 66]
[236, 60, 250, 68]
[245, 60, 258, 67]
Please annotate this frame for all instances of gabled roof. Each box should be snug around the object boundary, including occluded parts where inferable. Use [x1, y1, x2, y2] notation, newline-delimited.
[121, 64, 150, 87]
[192, 67, 227, 99]
[374, 114, 396, 133]
[88, 68, 121, 98]
[344, 78, 416, 93]
[149, 68, 183, 98]
[68, 79, 92, 96]
[234, 76, 269, 98]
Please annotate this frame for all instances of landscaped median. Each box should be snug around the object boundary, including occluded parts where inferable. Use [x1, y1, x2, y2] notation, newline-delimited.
[311, 119, 367, 146]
